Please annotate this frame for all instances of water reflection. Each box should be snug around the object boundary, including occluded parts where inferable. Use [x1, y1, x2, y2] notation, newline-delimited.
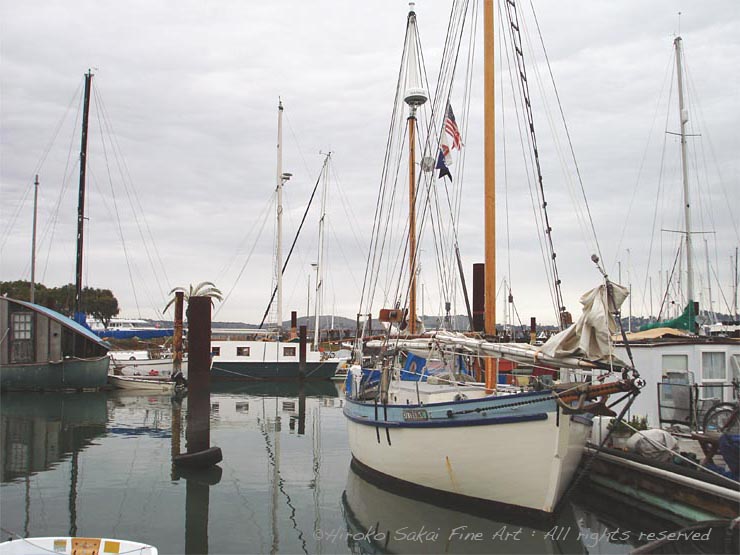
[0, 383, 684, 554]
[107, 390, 175, 438]
[1, 391, 108, 537]
[210, 380, 341, 398]
[207, 381, 343, 554]
[1, 392, 107, 483]
[340, 462, 679, 554]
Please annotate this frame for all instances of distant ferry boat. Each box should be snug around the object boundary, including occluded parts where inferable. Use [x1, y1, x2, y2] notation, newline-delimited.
[210, 329, 338, 381]
[87, 317, 174, 340]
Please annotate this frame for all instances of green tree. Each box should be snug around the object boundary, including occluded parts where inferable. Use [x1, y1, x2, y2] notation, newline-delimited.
[0, 281, 119, 322]
[83, 288, 120, 327]
[164, 281, 223, 315]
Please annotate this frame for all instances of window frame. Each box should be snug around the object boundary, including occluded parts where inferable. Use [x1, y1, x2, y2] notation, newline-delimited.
[701, 351, 727, 401]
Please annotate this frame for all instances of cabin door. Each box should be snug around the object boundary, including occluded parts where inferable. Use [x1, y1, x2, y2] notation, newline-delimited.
[10, 311, 34, 363]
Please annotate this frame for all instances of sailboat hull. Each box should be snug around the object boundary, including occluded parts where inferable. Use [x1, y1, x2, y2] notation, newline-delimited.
[344, 394, 591, 514]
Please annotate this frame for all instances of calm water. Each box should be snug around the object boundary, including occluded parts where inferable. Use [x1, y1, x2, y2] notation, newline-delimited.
[1, 383, 682, 554]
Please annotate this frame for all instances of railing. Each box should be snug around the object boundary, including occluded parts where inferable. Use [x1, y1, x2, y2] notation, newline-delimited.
[658, 381, 739, 431]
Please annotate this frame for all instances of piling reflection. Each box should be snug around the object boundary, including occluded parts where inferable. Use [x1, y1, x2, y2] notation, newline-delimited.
[170, 466, 222, 555]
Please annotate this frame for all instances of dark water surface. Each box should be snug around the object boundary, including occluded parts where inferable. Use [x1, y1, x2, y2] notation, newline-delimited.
[1, 383, 683, 554]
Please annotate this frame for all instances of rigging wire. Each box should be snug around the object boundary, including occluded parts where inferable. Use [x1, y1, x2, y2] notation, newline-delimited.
[215, 191, 276, 318]
[358, 13, 411, 327]
[407, 0, 471, 328]
[498, 1, 513, 330]
[92, 87, 142, 317]
[638, 54, 677, 320]
[0, 82, 83, 253]
[39, 94, 85, 285]
[526, 0, 607, 264]
[498, 0, 559, 323]
[258, 157, 328, 329]
[93, 84, 171, 315]
[503, 0, 566, 327]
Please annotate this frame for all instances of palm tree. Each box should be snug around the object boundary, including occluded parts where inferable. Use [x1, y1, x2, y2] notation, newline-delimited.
[163, 281, 223, 314]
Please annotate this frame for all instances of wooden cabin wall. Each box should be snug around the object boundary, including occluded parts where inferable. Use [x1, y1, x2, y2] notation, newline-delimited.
[35, 313, 50, 364]
[49, 320, 62, 361]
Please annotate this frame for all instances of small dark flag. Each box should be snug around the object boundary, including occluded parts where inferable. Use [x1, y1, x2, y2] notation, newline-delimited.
[436, 149, 452, 180]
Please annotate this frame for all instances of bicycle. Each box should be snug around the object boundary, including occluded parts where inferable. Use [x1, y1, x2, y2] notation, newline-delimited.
[702, 379, 739, 433]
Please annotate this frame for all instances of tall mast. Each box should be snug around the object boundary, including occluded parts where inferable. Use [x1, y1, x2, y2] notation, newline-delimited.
[30, 174, 39, 303]
[403, 2, 427, 335]
[704, 238, 713, 320]
[74, 70, 93, 317]
[275, 99, 291, 332]
[313, 152, 331, 349]
[734, 247, 738, 320]
[484, 0, 496, 335]
[674, 36, 694, 306]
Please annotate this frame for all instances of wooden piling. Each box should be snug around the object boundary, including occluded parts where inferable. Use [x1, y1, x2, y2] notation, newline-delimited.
[173, 291, 184, 374]
[299, 324, 307, 380]
[473, 263, 485, 332]
[174, 295, 222, 469]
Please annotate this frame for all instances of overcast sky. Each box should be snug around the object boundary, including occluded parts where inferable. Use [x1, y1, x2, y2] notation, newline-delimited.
[1, 0, 738, 326]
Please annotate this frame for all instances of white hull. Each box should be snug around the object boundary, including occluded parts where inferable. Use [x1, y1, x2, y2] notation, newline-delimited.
[0, 536, 157, 555]
[346, 411, 590, 513]
[110, 358, 187, 378]
[109, 375, 176, 392]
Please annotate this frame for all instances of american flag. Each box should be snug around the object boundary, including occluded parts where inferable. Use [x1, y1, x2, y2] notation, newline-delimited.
[437, 104, 463, 180]
[444, 104, 462, 151]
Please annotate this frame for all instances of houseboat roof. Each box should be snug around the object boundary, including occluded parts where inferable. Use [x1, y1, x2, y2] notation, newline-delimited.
[3, 297, 108, 348]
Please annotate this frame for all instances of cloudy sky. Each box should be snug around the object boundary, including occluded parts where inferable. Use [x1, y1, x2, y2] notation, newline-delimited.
[1, 0, 738, 326]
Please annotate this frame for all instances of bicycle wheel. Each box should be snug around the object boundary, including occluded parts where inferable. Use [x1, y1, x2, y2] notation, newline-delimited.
[702, 402, 738, 432]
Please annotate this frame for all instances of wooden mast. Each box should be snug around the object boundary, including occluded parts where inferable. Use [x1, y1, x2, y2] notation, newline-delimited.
[483, 0, 496, 336]
[74, 70, 93, 318]
[408, 113, 418, 334]
[483, 0, 497, 389]
[404, 3, 427, 335]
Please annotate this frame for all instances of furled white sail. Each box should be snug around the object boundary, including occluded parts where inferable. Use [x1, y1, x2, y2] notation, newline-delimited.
[539, 283, 629, 363]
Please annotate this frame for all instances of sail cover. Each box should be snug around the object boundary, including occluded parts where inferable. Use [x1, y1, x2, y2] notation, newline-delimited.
[539, 283, 628, 363]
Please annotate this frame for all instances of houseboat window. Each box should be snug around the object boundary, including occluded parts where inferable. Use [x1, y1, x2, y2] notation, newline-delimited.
[236, 347, 250, 356]
[10, 312, 33, 363]
[731, 355, 740, 382]
[701, 352, 726, 400]
[661, 354, 688, 375]
[211, 347, 221, 357]
[283, 346, 296, 357]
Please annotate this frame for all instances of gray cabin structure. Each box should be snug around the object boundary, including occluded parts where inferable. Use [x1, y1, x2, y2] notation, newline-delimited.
[0, 297, 109, 391]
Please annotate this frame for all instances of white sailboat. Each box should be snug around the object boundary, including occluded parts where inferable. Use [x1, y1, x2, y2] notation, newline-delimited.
[210, 101, 338, 381]
[343, 2, 643, 515]
[613, 36, 740, 429]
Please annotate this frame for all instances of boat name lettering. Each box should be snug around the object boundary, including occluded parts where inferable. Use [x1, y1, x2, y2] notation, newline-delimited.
[402, 409, 429, 421]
